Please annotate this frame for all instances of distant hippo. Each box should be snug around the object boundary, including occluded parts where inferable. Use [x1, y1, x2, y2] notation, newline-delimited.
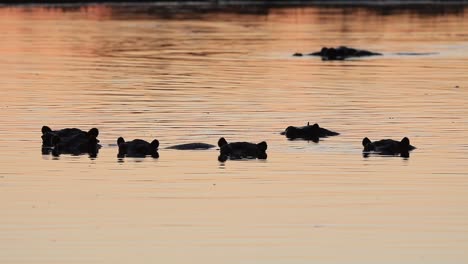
[308, 46, 381, 60]
[42, 126, 99, 148]
[50, 131, 100, 157]
[217, 137, 267, 162]
[282, 123, 339, 141]
[117, 137, 159, 158]
[362, 137, 416, 157]
[166, 143, 215, 150]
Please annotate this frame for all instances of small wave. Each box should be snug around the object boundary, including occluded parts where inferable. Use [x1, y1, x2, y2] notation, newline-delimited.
[395, 52, 439, 56]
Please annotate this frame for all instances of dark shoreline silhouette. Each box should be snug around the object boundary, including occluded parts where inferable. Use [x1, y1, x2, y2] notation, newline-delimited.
[1, 0, 468, 4]
[1, 1, 466, 19]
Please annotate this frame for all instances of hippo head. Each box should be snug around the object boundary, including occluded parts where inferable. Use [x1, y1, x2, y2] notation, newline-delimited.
[117, 137, 159, 158]
[285, 123, 320, 141]
[42, 126, 99, 147]
[362, 137, 414, 157]
[217, 137, 267, 162]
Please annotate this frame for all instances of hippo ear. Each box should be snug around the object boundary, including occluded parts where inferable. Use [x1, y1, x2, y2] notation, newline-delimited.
[88, 128, 99, 138]
[218, 137, 228, 148]
[400, 137, 410, 147]
[257, 141, 268, 151]
[362, 137, 371, 147]
[42, 126, 52, 134]
[117, 137, 125, 146]
[150, 139, 159, 149]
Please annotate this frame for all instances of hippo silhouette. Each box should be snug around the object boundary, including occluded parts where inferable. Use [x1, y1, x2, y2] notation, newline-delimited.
[42, 126, 100, 156]
[362, 137, 416, 158]
[166, 143, 215, 150]
[282, 123, 339, 141]
[42, 126, 99, 148]
[217, 137, 267, 162]
[117, 137, 159, 158]
[308, 46, 381, 60]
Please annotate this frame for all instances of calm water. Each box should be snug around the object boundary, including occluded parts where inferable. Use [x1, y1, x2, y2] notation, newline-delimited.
[1, 3, 468, 264]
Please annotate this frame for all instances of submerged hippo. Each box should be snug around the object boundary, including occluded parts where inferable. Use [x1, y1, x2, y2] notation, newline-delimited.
[362, 137, 416, 158]
[217, 137, 267, 162]
[166, 143, 215, 150]
[117, 137, 159, 158]
[42, 126, 100, 156]
[282, 123, 339, 141]
[305, 46, 381, 60]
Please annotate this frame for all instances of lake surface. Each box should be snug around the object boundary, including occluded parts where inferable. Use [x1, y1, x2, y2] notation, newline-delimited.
[1, 3, 468, 264]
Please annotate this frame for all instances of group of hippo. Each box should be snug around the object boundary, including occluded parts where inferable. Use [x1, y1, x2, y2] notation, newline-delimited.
[40, 46, 421, 161]
[293, 46, 382, 60]
[282, 122, 415, 158]
[41, 123, 416, 161]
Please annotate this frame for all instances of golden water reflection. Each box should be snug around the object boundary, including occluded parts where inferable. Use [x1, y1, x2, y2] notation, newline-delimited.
[0, 4, 467, 264]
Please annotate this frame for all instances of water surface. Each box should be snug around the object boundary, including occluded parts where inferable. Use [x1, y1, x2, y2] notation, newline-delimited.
[0, 4, 467, 264]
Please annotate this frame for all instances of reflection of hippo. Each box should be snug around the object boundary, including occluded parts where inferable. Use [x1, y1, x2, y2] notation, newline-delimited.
[217, 137, 267, 162]
[51, 132, 100, 157]
[307, 46, 381, 60]
[117, 137, 159, 158]
[166, 143, 215, 150]
[42, 126, 100, 157]
[42, 126, 99, 148]
[282, 123, 339, 141]
[362, 137, 416, 157]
